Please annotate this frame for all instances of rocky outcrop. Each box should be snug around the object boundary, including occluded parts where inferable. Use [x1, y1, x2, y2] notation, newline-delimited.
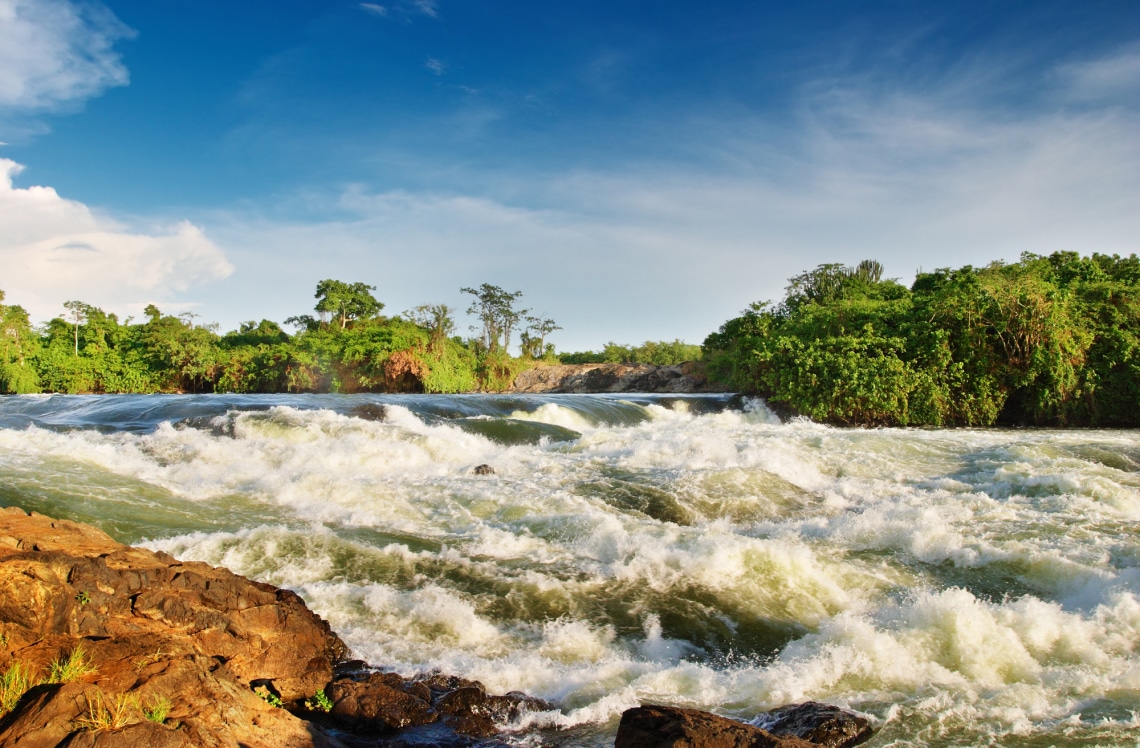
[615, 705, 816, 748]
[510, 362, 725, 394]
[615, 703, 874, 748]
[756, 702, 873, 748]
[0, 508, 548, 747]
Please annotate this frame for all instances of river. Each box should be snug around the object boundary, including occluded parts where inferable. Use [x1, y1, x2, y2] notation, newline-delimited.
[0, 393, 1137, 746]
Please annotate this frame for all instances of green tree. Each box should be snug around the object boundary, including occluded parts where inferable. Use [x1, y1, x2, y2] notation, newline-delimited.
[62, 300, 92, 357]
[404, 304, 456, 351]
[314, 280, 383, 330]
[461, 283, 527, 353]
[520, 315, 561, 358]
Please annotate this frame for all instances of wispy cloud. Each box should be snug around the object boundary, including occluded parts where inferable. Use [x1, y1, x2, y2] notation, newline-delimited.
[412, 0, 438, 18]
[358, 3, 388, 17]
[197, 42, 1140, 347]
[1053, 43, 1140, 101]
[0, 159, 232, 321]
[0, 0, 133, 118]
[425, 57, 445, 76]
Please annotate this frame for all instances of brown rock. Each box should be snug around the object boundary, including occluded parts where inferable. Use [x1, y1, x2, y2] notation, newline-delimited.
[0, 508, 347, 748]
[327, 672, 437, 731]
[615, 705, 817, 748]
[758, 702, 873, 748]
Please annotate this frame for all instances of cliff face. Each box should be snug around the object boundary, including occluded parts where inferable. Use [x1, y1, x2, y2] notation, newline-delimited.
[510, 362, 727, 394]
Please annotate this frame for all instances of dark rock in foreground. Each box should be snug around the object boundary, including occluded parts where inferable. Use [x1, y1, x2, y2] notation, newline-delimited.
[615, 702, 875, 748]
[615, 705, 817, 748]
[0, 508, 549, 748]
[756, 702, 873, 748]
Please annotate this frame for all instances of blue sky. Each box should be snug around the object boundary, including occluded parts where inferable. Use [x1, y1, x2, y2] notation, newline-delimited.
[2, 0, 1139, 351]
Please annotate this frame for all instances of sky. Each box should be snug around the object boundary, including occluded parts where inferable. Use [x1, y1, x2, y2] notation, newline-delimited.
[1, 0, 1139, 351]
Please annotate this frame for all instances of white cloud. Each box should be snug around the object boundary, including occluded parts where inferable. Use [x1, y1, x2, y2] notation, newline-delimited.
[412, 0, 438, 18]
[425, 57, 445, 76]
[1054, 45, 1140, 101]
[0, 159, 233, 322]
[0, 0, 133, 114]
[198, 62, 1140, 349]
[359, 3, 387, 17]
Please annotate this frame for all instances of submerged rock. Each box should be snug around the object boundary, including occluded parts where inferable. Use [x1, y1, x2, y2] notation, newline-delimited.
[473, 464, 496, 475]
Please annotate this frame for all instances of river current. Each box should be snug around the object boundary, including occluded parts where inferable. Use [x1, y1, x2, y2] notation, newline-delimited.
[0, 393, 1137, 746]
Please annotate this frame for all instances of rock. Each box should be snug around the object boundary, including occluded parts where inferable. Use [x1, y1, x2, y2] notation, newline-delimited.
[756, 702, 873, 748]
[327, 672, 437, 731]
[615, 705, 817, 748]
[0, 508, 550, 747]
[473, 464, 496, 475]
[323, 669, 551, 738]
[509, 363, 725, 394]
[0, 509, 346, 748]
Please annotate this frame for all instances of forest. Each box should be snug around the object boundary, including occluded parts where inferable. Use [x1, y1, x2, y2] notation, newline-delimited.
[5, 250, 1139, 426]
[0, 281, 695, 396]
[703, 251, 1140, 426]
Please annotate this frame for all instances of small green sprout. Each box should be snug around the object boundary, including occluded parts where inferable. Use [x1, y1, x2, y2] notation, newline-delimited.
[142, 694, 172, 723]
[253, 685, 283, 708]
[74, 591, 91, 606]
[305, 689, 333, 712]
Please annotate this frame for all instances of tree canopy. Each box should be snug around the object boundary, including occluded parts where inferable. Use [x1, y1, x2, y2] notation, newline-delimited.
[703, 252, 1140, 426]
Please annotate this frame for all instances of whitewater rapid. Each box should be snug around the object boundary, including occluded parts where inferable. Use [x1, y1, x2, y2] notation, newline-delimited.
[0, 393, 1137, 746]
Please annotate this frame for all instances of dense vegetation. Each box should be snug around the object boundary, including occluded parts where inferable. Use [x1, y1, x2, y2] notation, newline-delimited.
[559, 339, 703, 366]
[704, 252, 1140, 426]
[0, 282, 556, 395]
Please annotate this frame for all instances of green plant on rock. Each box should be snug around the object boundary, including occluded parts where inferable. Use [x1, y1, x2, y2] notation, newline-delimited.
[253, 684, 283, 708]
[46, 646, 97, 684]
[142, 693, 172, 723]
[74, 690, 140, 731]
[305, 688, 333, 712]
[74, 590, 91, 605]
[0, 661, 36, 717]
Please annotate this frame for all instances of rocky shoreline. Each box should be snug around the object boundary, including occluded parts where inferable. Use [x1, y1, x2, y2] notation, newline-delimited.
[508, 362, 727, 394]
[0, 508, 873, 747]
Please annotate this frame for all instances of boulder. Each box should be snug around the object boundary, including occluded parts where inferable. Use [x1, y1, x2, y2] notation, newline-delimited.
[615, 705, 817, 748]
[756, 702, 873, 748]
[322, 668, 551, 738]
[0, 507, 345, 748]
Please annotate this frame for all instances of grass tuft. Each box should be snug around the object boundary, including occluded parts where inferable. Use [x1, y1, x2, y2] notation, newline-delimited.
[142, 694, 172, 723]
[46, 646, 97, 684]
[1, 661, 37, 717]
[74, 690, 140, 731]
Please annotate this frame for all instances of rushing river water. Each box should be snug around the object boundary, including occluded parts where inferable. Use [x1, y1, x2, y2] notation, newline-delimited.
[0, 393, 1138, 746]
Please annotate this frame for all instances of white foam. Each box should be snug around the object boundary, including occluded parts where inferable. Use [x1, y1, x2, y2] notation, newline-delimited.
[4, 398, 1139, 745]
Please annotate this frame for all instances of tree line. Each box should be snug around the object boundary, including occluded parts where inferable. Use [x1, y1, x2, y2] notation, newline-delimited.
[0, 282, 564, 395]
[703, 251, 1140, 426]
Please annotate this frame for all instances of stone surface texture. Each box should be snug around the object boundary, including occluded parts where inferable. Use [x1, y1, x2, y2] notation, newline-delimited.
[509, 362, 724, 393]
[615, 705, 819, 748]
[0, 508, 548, 748]
[757, 702, 873, 748]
